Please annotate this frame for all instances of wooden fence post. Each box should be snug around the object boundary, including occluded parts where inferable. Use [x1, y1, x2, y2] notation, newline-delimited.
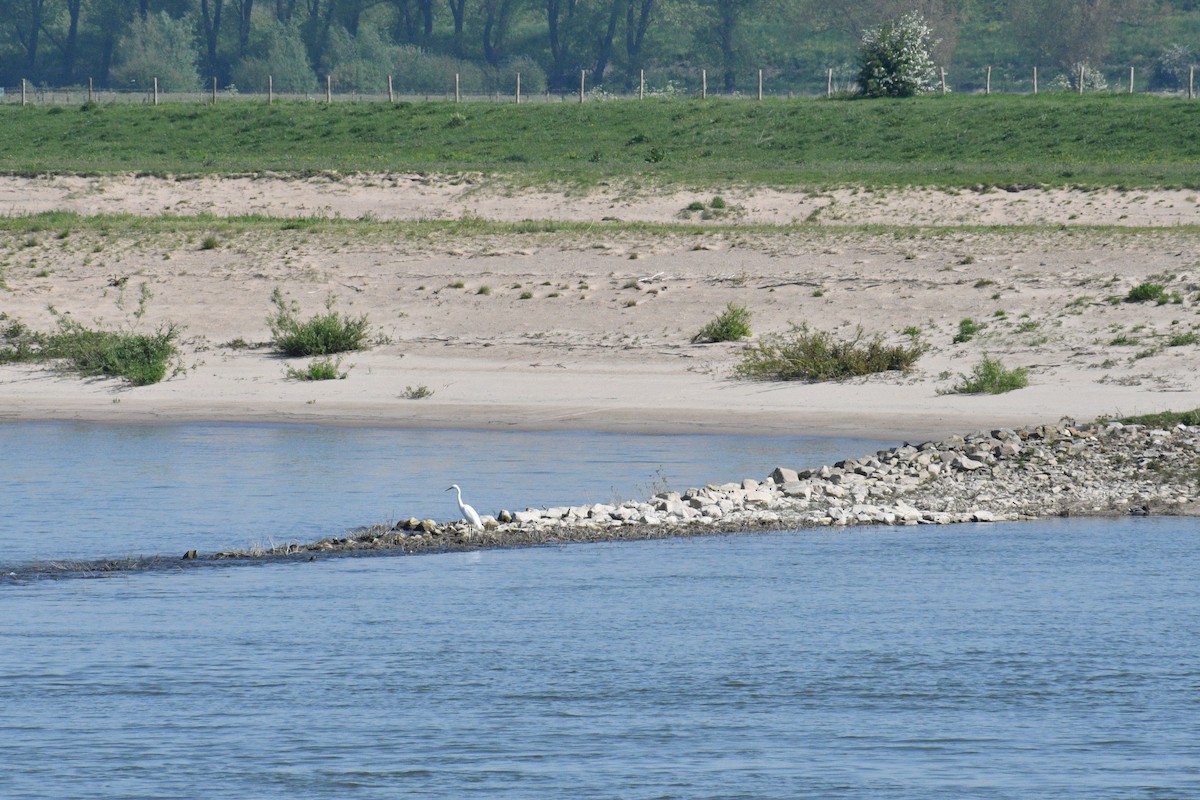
[985, 65, 991, 95]
[1078, 64, 1085, 95]
[387, 75, 393, 103]
[326, 74, 332, 103]
[516, 72, 521, 104]
[757, 68, 763, 100]
[212, 76, 217, 104]
[1033, 66, 1038, 95]
[701, 69, 706, 99]
[639, 69, 645, 99]
[268, 75, 273, 104]
[1129, 66, 1134, 93]
[827, 68, 832, 97]
[579, 70, 585, 102]
[1190, 65, 1195, 99]
[153, 77, 159, 106]
[21, 78, 26, 106]
[87, 77, 93, 104]
[940, 67, 947, 94]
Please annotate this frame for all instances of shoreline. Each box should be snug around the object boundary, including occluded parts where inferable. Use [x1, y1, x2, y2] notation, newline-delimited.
[7, 417, 1197, 583]
[0, 388, 1094, 441]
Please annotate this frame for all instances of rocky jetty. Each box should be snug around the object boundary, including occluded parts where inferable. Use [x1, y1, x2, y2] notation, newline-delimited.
[214, 418, 1200, 561]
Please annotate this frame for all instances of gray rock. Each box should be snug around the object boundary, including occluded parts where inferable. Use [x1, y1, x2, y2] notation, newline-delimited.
[771, 467, 800, 485]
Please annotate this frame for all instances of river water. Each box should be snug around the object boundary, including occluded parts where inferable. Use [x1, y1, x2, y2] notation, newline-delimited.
[2, 423, 1198, 799]
[0, 421, 890, 567]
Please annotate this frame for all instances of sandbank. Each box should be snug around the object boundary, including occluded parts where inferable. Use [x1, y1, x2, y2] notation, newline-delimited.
[2, 175, 1199, 440]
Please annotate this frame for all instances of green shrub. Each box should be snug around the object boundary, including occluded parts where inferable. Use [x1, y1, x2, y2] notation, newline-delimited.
[1118, 408, 1200, 427]
[110, 11, 201, 92]
[286, 356, 347, 381]
[0, 316, 179, 386]
[953, 318, 981, 343]
[402, 384, 433, 399]
[485, 56, 547, 95]
[1126, 282, 1165, 303]
[946, 356, 1029, 394]
[389, 45, 485, 94]
[857, 11, 938, 98]
[734, 324, 926, 382]
[1167, 331, 1199, 347]
[268, 289, 370, 357]
[692, 303, 752, 343]
[0, 319, 46, 362]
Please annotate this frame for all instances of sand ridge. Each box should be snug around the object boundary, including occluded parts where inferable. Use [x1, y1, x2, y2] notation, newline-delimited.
[2, 175, 1199, 439]
[4, 173, 1200, 227]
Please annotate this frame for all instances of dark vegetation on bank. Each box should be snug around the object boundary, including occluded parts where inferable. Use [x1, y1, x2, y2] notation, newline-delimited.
[2, 95, 1199, 188]
[1118, 408, 1200, 427]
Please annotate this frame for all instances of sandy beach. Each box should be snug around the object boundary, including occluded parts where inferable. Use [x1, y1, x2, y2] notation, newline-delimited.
[2, 174, 1199, 440]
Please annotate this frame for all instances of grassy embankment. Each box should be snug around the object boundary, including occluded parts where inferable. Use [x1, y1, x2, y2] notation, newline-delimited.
[1, 93, 1199, 188]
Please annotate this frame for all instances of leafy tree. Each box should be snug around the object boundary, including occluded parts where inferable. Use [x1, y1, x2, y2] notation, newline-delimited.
[1151, 42, 1195, 90]
[857, 10, 938, 97]
[327, 23, 391, 90]
[110, 11, 201, 91]
[9, 0, 49, 75]
[623, 0, 656, 79]
[1007, 0, 1155, 71]
[812, 0, 958, 61]
[391, 0, 434, 45]
[487, 55, 547, 93]
[230, 17, 315, 92]
[712, 0, 752, 92]
[198, 0, 227, 81]
[389, 44, 485, 93]
[482, 0, 523, 66]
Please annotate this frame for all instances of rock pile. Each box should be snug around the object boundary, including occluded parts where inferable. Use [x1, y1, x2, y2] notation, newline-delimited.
[220, 419, 1199, 560]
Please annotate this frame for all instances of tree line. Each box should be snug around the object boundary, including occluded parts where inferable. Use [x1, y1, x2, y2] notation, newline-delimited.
[3, 0, 1198, 95]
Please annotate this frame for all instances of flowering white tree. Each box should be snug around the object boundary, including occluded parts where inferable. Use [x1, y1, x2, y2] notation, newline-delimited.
[857, 11, 939, 98]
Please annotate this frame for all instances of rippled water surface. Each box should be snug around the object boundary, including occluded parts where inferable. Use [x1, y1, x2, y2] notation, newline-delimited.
[0, 421, 890, 566]
[2, 423, 1198, 799]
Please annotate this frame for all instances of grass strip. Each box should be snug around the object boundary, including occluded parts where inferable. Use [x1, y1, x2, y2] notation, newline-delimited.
[4, 95, 1200, 188]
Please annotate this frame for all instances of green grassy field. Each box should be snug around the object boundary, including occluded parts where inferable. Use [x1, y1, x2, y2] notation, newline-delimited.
[2, 94, 1199, 188]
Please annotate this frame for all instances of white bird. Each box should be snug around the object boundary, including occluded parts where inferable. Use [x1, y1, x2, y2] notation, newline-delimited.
[445, 484, 483, 528]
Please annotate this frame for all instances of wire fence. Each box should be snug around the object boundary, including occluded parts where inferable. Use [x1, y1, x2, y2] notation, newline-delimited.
[2, 64, 1196, 106]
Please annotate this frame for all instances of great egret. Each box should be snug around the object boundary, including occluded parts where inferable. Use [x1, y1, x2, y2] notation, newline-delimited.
[445, 484, 483, 528]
